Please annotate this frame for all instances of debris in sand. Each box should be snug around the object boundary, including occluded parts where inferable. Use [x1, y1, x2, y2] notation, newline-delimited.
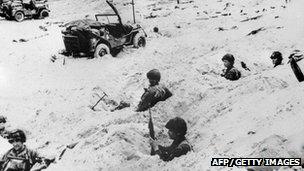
[58, 142, 79, 160]
[39, 25, 48, 31]
[223, 2, 231, 10]
[248, 131, 256, 135]
[152, 7, 162, 11]
[145, 13, 158, 19]
[196, 17, 209, 21]
[13, 38, 29, 43]
[221, 13, 231, 16]
[216, 27, 227, 31]
[45, 21, 64, 25]
[13, 34, 49, 43]
[19, 39, 28, 42]
[247, 27, 266, 36]
[241, 15, 263, 22]
[50, 55, 57, 62]
[153, 27, 159, 33]
[241, 61, 251, 71]
[275, 16, 279, 19]
[231, 26, 238, 29]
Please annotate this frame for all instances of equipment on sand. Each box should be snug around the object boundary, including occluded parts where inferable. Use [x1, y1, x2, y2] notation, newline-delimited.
[90, 92, 108, 111]
[148, 107, 156, 155]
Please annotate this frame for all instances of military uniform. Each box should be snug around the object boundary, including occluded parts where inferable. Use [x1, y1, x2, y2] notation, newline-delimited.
[136, 84, 172, 112]
[222, 67, 241, 81]
[154, 138, 192, 161]
[0, 146, 46, 171]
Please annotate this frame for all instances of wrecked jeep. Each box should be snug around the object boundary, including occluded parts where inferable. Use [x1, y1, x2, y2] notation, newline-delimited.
[61, 0, 147, 58]
[0, 0, 50, 22]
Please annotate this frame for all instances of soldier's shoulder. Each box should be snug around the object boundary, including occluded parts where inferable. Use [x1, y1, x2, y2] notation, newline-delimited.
[178, 140, 192, 150]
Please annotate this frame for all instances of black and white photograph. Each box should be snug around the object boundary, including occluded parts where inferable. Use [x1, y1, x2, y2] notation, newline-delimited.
[0, 0, 304, 170]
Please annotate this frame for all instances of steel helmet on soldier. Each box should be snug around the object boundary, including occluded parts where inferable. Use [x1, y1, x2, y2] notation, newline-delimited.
[270, 51, 283, 60]
[222, 53, 235, 63]
[146, 69, 161, 81]
[9, 129, 26, 143]
[165, 117, 187, 136]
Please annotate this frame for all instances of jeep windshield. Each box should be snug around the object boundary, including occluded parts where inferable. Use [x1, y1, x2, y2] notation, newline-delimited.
[95, 14, 120, 24]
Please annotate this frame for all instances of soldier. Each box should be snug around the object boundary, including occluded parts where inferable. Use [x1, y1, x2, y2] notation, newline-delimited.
[270, 51, 283, 68]
[136, 69, 172, 112]
[220, 53, 241, 81]
[0, 116, 8, 138]
[149, 117, 192, 161]
[0, 129, 48, 171]
[0, 116, 5, 136]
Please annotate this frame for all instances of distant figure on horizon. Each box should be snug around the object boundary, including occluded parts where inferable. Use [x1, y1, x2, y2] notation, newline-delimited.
[150, 117, 192, 161]
[220, 54, 241, 81]
[136, 69, 172, 112]
[270, 51, 283, 68]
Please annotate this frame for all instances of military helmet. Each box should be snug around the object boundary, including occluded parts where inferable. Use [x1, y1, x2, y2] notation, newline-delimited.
[165, 117, 187, 136]
[9, 129, 26, 143]
[146, 69, 161, 81]
[222, 53, 235, 63]
[270, 51, 283, 60]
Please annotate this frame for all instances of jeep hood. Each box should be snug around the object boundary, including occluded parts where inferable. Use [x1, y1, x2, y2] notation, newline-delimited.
[63, 19, 102, 30]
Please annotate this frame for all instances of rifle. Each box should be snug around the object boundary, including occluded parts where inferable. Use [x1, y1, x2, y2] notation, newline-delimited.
[6, 155, 55, 165]
[289, 54, 304, 82]
[148, 107, 156, 155]
[35, 157, 55, 166]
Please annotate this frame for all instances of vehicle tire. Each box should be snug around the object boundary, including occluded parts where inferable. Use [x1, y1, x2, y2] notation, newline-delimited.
[133, 32, 146, 48]
[14, 11, 24, 22]
[94, 43, 110, 58]
[39, 9, 49, 19]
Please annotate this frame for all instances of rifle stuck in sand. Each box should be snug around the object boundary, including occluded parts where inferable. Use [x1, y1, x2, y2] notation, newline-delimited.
[148, 107, 156, 155]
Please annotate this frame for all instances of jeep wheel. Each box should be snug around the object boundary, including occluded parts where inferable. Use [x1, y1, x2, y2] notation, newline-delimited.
[94, 43, 110, 58]
[39, 9, 49, 19]
[14, 11, 24, 22]
[133, 33, 146, 48]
